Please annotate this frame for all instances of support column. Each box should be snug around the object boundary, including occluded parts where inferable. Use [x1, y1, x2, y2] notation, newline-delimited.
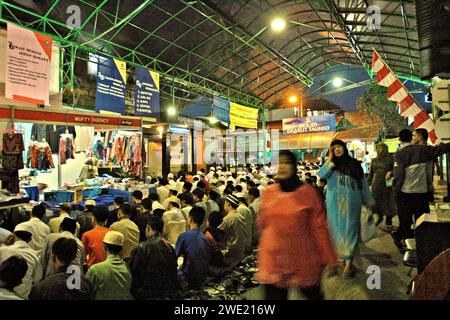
[162, 131, 170, 178]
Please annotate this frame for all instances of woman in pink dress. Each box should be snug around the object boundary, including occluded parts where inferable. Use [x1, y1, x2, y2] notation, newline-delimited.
[257, 150, 338, 300]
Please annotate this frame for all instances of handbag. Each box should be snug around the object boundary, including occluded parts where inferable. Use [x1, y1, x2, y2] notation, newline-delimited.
[360, 206, 377, 242]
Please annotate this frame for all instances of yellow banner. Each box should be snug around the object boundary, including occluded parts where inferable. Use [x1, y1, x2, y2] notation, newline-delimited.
[229, 102, 258, 129]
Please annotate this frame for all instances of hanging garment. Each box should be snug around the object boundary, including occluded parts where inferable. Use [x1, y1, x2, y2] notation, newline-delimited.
[2, 133, 24, 170]
[65, 137, 74, 160]
[114, 137, 124, 163]
[0, 168, 19, 194]
[38, 151, 48, 171]
[45, 146, 55, 169]
[59, 138, 67, 165]
[93, 141, 104, 160]
[74, 126, 94, 153]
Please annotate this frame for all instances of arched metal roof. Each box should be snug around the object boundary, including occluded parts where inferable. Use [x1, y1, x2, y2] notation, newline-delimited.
[0, 0, 422, 108]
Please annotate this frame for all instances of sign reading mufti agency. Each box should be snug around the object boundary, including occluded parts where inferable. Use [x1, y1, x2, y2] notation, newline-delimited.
[134, 66, 160, 118]
[95, 54, 126, 114]
[283, 114, 336, 135]
[5, 23, 52, 106]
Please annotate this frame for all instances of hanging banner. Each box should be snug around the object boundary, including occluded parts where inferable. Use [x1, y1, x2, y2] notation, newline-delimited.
[95, 54, 126, 114]
[5, 23, 53, 106]
[134, 66, 160, 119]
[282, 114, 336, 135]
[372, 49, 439, 144]
[229, 102, 258, 129]
[212, 96, 230, 126]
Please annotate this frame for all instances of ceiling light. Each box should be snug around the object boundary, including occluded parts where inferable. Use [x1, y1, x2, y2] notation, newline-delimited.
[271, 18, 286, 31]
[209, 117, 219, 124]
[332, 77, 343, 87]
[167, 107, 177, 116]
[288, 95, 298, 103]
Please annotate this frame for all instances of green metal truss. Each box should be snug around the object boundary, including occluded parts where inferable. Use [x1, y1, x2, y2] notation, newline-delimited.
[0, 0, 264, 109]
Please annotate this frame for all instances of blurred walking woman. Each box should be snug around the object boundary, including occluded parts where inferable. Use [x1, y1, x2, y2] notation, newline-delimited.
[318, 140, 373, 278]
[257, 151, 337, 300]
[367, 143, 396, 231]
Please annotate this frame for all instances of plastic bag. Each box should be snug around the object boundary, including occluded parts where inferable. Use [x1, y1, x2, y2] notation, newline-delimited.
[360, 206, 377, 242]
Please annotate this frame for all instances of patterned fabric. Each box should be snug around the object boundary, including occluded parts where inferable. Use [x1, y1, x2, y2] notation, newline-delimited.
[318, 162, 373, 262]
[2, 133, 24, 170]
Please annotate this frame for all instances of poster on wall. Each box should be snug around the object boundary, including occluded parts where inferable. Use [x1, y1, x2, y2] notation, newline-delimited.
[282, 114, 336, 135]
[212, 96, 230, 126]
[134, 66, 160, 119]
[229, 102, 258, 129]
[95, 54, 126, 114]
[5, 23, 53, 106]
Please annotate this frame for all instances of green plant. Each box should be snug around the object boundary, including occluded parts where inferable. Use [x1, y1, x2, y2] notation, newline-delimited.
[357, 83, 405, 141]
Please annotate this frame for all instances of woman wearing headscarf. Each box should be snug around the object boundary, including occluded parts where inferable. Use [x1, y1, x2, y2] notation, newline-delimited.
[318, 140, 374, 278]
[367, 143, 396, 231]
[257, 150, 337, 300]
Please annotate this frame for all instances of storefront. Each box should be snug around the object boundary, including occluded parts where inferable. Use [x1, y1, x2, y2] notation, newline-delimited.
[0, 106, 155, 205]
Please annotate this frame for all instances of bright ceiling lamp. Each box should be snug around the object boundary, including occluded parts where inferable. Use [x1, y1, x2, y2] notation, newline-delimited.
[209, 117, 219, 124]
[167, 106, 177, 116]
[332, 77, 343, 87]
[288, 95, 298, 103]
[271, 18, 286, 31]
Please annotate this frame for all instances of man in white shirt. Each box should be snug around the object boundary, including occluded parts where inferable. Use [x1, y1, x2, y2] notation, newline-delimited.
[15, 204, 50, 256]
[157, 178, 170, 204]
[48, 203, 80, 236]
[162, 197, 186, 246]
[162, 186, 179, 210]
[179, 192, 194, 231]
[235, 193, 253, 255]
[0, 224, 42, 299]
[207, 167, 216, 182]
[110, 204, 140, 260]
[247, 188, 261, 247]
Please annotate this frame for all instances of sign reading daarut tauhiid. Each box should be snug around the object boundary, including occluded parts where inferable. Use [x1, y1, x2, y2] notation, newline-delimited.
[282, 114, 336, 135]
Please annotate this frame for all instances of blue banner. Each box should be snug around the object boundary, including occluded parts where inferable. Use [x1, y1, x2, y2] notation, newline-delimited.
[282, 114, 336, 134]
[212, 96, 230, 126]
[135, 66, 160, 119]
[95, 54, 126, 114]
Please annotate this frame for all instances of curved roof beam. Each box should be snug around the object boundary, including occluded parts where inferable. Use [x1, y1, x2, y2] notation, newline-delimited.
[181, 0, 313, 86]
[224, 42, 353, 90]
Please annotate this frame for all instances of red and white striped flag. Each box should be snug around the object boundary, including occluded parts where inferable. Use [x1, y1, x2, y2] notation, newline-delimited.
[371, 50, 439, 144]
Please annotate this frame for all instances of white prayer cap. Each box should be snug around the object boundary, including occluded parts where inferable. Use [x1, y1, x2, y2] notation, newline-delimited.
[254, 179, 260, 185]
[219, 176, 227, 183]
[103, 231, 124, 247]
[226, 172, 232, 176]
[168, 173, 174, 179]
[235, 193, 246, 200]
[210, 167, 216, 171]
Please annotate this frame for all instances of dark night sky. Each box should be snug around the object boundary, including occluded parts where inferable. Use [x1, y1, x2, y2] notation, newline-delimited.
[306, 64, 432, 112]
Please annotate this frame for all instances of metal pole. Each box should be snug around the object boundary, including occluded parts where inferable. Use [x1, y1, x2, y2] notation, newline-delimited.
[300, 90, 304, 117]
[444, 154, 450, 202]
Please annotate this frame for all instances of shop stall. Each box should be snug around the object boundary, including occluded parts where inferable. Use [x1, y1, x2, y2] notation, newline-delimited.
[0, 106, 156, 209]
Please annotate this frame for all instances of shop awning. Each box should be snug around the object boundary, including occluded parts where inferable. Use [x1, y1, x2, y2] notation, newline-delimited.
[0, 106, 148, 129]
[335, 126, 378, 142]
[278, 132, 335, 150]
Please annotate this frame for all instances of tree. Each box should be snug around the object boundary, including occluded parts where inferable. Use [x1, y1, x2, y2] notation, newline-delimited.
[357, 82, 405, 141]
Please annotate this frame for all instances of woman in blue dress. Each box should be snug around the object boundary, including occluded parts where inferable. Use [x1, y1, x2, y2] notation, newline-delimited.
[318, 140, 374, 278]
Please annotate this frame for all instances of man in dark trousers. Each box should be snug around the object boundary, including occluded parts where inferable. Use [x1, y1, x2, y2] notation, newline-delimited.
[391, 129, 450, 251]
